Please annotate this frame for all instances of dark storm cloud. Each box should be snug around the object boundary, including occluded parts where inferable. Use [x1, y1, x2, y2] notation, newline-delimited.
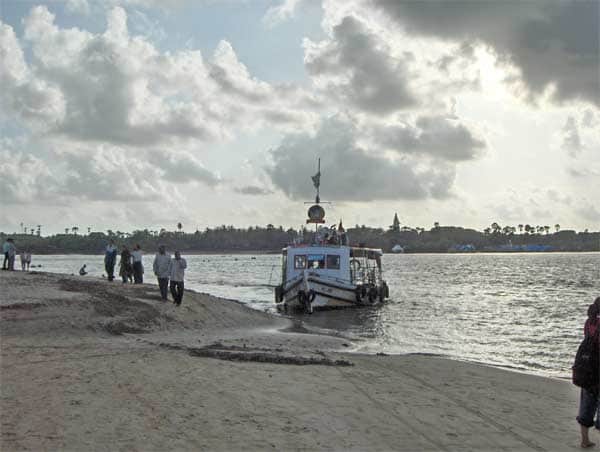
[267, 117, 455, 201]
[305, 16, 416, 114]
[373, 0, 599, 106]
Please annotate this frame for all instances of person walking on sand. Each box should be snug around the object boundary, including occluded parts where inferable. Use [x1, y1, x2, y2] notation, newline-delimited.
[153, 245, 171, 301]
[6, 238, 16, 271]
[169, 250, 187, 307]
[119, 245, 133, 283]
[104, 239, 118, 281]
[2, 238, 10, 270]
[577, 302, 600, 448]
[24, 250, 31, 271]
[131, 244, 144, 284]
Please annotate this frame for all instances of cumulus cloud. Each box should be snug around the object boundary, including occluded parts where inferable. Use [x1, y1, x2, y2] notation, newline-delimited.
[372, 115, 485, 161]
[146, 150, 221, 186]
[304, 16, 416, 114]
[5, 6, 317, 148]
[561, 116, 582, 157]
[372, 0, 599, 106]
[268, 116, 456, 201]
[0, 22, 65, 127]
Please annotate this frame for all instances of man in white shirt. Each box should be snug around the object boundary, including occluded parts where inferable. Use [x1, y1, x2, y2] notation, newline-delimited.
[6, 239, 16, 271]
[131, 244, 144, 284]
[104, 239, 118, 281]
[169, 250, 187, 306]
[152, 245, 171, 301]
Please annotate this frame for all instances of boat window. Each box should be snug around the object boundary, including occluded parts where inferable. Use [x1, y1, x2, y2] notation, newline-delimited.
[326, 254, 340, 270]
[307, 254, 325, 269]
[293, 255, 306, 269]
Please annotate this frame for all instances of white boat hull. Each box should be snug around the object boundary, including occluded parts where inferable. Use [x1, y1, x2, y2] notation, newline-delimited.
[277, 272, 384, 312]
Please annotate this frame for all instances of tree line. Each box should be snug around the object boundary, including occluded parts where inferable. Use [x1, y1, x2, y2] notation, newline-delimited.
[2, 221, 598, 254]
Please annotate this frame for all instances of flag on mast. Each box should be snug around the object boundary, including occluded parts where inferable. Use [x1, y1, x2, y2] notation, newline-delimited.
[311, 157, 321, 189]
[311, 171, 320, 189]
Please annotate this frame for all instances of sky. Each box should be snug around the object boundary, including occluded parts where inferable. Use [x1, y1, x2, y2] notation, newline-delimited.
[0, 0, 598, 235]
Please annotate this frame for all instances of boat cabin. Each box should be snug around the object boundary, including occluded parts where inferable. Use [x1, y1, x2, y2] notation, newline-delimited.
[281, 245, 383, 286]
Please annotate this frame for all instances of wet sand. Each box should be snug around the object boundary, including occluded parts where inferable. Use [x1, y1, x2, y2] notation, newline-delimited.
[0, 271, 589, 451]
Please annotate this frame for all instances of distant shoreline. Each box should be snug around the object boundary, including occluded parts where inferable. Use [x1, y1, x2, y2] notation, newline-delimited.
[16, 249, 600, 256]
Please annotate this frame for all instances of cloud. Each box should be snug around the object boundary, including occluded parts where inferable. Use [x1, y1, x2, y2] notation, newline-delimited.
[0, 22, 65, 128]
[304, 15, 416, 114]
[146, 150, 221, 185]
[372, 0, 599, 106]
[65, 0, 91, 16]
[268, 116, 456, 201]
[234, 186, 274, 196]
[4, 6, 317, 148]
[561, 116, 582, 157]
[372, 115, 485, 161]
[262, 0, 302, 28]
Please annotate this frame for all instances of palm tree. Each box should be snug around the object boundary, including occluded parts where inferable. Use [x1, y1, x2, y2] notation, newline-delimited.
[65, 228, 70, 235]
[72, 226, 79, 235]
[543, 225, 550, 234]
[20, 222, 24, 233]
[433, 222, 440, 229]
[524, 224, 532, 234]
[87, 227, 91, 235]
[518, 224, 524, 234]
[555, 224, 560, 233]
[36, 225, 41, 236]
[491, 222, 501, 234]
[177, 222, 183, 233]
[30, 228, 35, 235]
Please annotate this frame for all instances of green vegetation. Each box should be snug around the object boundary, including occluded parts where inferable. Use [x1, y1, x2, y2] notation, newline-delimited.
[2, 221, 598, 254]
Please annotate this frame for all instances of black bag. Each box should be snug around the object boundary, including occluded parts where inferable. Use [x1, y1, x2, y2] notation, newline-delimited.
[572, 333, 599, 389]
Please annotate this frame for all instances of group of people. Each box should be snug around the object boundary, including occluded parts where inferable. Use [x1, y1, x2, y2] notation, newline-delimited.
[102, 240, 187, 306]
[102, 240, 144, 284]
[2, 238, 31, 271]
[577, 296, 600, 448]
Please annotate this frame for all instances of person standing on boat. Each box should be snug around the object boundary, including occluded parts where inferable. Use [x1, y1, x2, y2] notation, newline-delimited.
[169, 250, 187, 306]
[577, 302, 600, 448]
[104, 239, 118, 281]
[131, 244, 144, 284]
[153, 245, 171, 302]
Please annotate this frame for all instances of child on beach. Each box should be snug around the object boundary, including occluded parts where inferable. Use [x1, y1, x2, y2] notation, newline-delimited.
[577, 302, 600, 448]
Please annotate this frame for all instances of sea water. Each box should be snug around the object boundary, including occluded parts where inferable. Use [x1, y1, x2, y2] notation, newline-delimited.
[26, 252, 599, 378]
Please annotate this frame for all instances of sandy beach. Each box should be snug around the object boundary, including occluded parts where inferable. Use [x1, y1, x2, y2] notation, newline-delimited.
[0, 270, 591, 451]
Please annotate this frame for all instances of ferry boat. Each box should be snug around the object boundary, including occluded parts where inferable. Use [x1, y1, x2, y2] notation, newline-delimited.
[274, 161, 390, 313]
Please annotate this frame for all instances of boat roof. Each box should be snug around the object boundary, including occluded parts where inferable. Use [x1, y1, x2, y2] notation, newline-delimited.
[283, 244, 383, 257]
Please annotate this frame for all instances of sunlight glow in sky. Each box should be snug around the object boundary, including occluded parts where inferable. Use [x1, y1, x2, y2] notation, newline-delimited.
[1, 0, 598, 234]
